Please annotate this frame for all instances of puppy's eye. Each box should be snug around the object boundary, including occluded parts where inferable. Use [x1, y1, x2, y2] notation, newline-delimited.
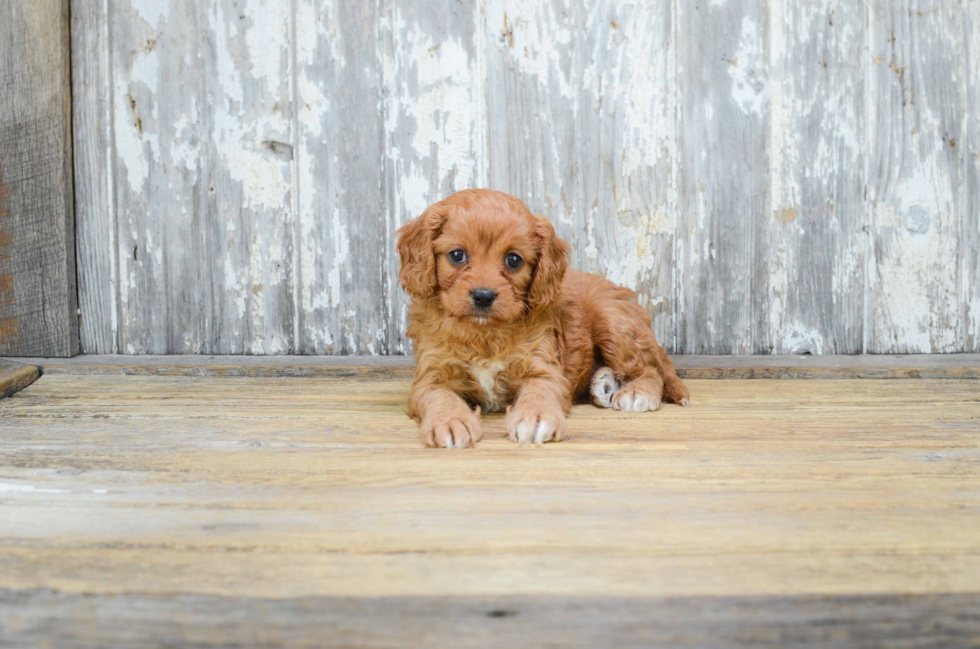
[448, 250, 467, 265]
[505, 253, 524, 270]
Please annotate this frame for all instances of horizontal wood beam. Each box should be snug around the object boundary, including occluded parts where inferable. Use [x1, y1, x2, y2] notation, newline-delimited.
[4, 354, 979, 380]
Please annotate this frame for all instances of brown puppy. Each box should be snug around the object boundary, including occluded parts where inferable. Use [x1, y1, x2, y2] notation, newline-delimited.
[397, 189, 689, 448]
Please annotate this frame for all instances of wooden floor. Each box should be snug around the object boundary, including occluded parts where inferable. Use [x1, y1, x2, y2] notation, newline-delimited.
[1, 364, 979, 647]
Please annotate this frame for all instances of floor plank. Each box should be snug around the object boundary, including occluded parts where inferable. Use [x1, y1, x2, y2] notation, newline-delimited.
[3, 591, 979, 649]
[0, 360, 39, 399]
[1, 374, 978, 645]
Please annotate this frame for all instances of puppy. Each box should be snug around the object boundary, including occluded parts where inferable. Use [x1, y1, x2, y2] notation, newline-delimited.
[397, 189, 689, 448]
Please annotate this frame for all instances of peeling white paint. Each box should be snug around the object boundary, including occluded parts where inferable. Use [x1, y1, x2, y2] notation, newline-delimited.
[89, 0, 976, 356]
[781, 324, 826, 355]
[243, 1, 291, 87]
[210, 2, 291, 213]
[382, 9, 485, 200]
[114, 49, 160, 193]
[325, 206, 349, 308]
[604, 205, 670, 293]
[132, 0, 169, 27]
[729, 16, 768, 116]
[485, 1, 577, 105]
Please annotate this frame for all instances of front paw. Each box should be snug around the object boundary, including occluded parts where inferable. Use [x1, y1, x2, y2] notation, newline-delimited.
[505, 405, 567, 446]
[612, 381, 662, 413]
[419, 407, 482, 448]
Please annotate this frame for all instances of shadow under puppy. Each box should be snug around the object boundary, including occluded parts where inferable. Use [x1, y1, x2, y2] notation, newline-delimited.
[397, 189, 689, 448]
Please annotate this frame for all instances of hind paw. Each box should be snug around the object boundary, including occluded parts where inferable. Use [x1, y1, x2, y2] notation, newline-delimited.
[590, 367, 621, 408]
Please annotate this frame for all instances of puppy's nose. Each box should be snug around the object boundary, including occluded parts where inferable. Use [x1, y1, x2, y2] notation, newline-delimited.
[470, 288, 497, 309]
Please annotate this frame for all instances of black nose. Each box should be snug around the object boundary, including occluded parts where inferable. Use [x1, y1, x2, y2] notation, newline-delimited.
[470, 288, 497, 309]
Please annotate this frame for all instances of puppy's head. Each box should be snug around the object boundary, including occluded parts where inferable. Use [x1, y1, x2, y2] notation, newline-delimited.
[397, 189, 570, 326]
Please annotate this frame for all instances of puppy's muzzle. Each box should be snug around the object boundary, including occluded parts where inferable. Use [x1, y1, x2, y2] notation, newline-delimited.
[470, 288, 497, 310]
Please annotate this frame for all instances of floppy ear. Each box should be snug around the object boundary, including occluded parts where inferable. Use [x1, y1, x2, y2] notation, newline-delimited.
[528, 214, 570, 309]
[397, 206, 445, 300]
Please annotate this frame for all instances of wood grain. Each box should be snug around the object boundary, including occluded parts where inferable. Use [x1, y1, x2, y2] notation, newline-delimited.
[380, 1, 489, 354]
[675, 0, 771, 354]
[967, 1, 979, 353]
[0, 359, 39, 399]
[867, 0, 966, 353]
[0, 374, 978, 644]
[297, 0, 387, 354]
[71, 0, 980, 355]
[768, 0, 866, 354]
[6, 354, 980, 380]
[0, 0, 79, 357]
[206, 0, 297, 354]
[71, 0, 117, 354]
[109, 0, 211, 353]
[3, 591, 979, 648]
[484, 0, 676, 347]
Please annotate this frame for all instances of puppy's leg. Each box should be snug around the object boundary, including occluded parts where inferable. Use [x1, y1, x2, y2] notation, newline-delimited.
[594, 299, 690, 410]
[409, 384, 483, 449]
[590, 366, 620, 408]
[506, 374, 570, 446]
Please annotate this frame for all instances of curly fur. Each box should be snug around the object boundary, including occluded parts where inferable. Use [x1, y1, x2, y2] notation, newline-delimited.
[397, 189, 689, 448]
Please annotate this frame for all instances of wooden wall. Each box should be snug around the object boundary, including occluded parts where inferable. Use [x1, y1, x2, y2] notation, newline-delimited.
[0, 0, 79, 357]
[71, 0, 980, 355]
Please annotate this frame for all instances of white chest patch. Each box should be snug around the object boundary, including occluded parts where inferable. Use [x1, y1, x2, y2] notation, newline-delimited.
[469, 361, 507, 412]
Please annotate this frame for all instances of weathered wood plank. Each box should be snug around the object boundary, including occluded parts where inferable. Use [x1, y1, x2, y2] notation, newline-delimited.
[0, 359, 39, 399]
[380, 1, 489, 353]
[71, 0, 117, 354]
[0, 375, 978, 614]
[966, 1, 980, 352]
[206, 0, 296, 354]
[5, 353, 980, 379]
[0, 0, 79, 357]
[110, 0, 213, 353]
[294, 0, 387, 354]
[484, 0, 677, 349]
[110, 0, 298, 354]
[867, 0, 966, 353]
[675, 0, 771, 354]
[69, 0, 980, 356]
[3, 590, 979, 649]
[768, 0, 866, 354]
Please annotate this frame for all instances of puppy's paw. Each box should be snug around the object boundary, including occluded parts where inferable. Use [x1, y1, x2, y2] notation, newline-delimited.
[505, 405, 567, 446]
[612, 381, 662, 413]
[590, 367, 621, 409]
[419, 408, 482, 448]
[664, 375, 691, 406]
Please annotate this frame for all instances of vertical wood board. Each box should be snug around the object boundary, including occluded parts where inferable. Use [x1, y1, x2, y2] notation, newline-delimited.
[296, 0, 387, 354]
[484, 0, 676, 347]
[72, 0, 117, 354]
[0, 0, 79, 357]
[965, 0, 979, 352]
[380, 0, 489, 354]
[866, 0, 965, 353]
[675, 0, 771, 354]
[768, 0, 867, 354]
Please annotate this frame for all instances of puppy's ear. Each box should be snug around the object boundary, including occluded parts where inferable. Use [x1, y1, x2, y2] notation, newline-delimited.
[528, 214, 570, 309]
[397, 205, 446, 300]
